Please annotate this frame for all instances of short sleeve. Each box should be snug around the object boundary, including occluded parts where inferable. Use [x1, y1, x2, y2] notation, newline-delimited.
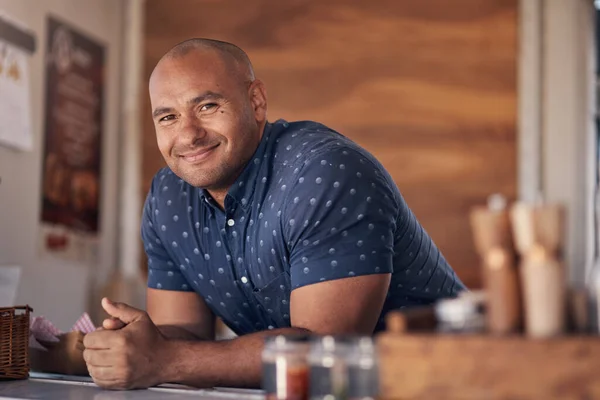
[141, 175, 193, 292]
[283, 147, 399, 289]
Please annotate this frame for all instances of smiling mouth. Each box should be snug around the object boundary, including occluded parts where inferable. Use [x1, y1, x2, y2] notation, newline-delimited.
[179, 143, 220, 163]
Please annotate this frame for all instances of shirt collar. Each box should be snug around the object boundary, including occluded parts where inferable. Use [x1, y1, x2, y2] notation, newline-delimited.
[198, 121, 278, 211]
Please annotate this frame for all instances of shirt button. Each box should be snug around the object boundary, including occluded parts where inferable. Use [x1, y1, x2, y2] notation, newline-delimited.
[227, 219, 235, 227]
[241, 276, 248, 284]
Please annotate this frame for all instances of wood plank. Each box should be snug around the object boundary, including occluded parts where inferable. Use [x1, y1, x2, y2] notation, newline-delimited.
[377, 333, 600, 400]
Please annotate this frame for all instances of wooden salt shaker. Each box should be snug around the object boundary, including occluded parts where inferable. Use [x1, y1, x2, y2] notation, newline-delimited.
[470, 194, 521, 335]
[510, 202, 566, 338]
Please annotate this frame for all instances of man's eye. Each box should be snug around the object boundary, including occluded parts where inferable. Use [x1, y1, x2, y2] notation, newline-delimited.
[201, 103, 217, 111]
[159, 115, 176, 122]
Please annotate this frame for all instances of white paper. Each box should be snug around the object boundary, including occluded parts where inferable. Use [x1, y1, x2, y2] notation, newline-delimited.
[0, 31, 33, 151]
[0, 265, 21, 306]
[38, 223, 100, 266]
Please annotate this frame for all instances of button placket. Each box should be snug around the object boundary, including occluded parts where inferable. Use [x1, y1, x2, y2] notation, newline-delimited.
[225, 207, 252, 293]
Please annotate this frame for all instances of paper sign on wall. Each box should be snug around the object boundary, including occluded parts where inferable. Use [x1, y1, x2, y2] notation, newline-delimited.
[38, 16, 104, 265]
[0, 13, 36, 151]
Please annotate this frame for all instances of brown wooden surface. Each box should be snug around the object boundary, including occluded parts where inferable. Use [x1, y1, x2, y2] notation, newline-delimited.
[385, 306, 437, 334]
[142, 0, 518, 288]
[377, 333, 600, 400]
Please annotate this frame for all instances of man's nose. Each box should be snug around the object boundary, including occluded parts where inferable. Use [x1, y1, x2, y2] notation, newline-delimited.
[179, 116, 207, 144]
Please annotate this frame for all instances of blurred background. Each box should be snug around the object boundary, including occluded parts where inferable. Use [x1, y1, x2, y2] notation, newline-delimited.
[0, 0, 596, 331]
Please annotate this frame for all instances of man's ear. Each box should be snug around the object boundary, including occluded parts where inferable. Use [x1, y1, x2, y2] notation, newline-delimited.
[248, 79, 268, 123]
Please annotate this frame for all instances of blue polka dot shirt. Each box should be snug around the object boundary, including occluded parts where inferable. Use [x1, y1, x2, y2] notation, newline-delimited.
[142, 120, 465, 335]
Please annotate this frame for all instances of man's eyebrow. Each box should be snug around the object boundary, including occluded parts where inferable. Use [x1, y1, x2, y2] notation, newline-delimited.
[187, 91, 225, 106]
[152, 92, 225, 119]
[152, 106, 175, 119]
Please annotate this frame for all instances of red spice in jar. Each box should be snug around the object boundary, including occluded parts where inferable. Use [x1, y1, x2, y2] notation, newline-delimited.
[262, 335, 310, 400]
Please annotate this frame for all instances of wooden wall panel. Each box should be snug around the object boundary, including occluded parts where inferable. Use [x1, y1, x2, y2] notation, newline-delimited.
[142, 0, 518, 288]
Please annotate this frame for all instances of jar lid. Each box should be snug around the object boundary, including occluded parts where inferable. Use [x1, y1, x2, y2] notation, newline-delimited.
[309, 335, 353, 355]
[435, 297, 478, 323]
[264, 333, 311, 347]
[342, 336, 374, 355]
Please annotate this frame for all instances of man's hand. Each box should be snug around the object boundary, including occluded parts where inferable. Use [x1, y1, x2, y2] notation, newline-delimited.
[83, 297, 168, 390]
[102, 314, 126, 330]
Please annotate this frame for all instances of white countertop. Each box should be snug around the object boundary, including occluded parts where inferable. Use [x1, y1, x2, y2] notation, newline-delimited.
[0, 373, 265, 399]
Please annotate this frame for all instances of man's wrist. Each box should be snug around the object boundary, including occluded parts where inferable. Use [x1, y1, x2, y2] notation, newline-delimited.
[157, 338, 185, 384]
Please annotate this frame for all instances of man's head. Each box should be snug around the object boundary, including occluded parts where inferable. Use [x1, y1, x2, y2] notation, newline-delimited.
[149, 38, 267, 190]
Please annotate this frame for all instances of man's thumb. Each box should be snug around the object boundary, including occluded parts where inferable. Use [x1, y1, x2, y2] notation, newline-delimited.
[101, 297, 144, 325]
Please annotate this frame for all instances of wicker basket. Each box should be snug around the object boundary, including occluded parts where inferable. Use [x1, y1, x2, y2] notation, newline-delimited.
[0, 305, 32, 380]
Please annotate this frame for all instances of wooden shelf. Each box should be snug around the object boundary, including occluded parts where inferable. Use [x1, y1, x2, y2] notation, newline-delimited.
[377, 312, 600, 400]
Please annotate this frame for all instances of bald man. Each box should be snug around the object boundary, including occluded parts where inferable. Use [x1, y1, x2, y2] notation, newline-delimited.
[82, 39, 465, 390]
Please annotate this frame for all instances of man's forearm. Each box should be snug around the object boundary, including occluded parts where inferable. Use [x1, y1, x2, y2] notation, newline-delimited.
[158, 327, 309, 388]
[157, 325, 212, 341]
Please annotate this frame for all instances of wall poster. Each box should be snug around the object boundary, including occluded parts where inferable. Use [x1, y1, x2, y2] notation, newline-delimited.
[39, 16, 105, 264]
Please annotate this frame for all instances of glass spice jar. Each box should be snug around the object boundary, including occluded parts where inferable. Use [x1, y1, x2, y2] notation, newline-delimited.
[262, 334, 310, 400]
[308, 336, 350, 400]
[346, 337, 379, 400]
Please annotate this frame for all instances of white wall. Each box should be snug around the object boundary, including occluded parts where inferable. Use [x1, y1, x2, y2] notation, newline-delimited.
[541, 0, 596, 286]
[0, 0, 123, 330]
[518, 0, 597, 287]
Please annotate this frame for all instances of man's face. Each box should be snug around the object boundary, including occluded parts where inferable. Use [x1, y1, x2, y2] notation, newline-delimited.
[149, 51, 265, 189]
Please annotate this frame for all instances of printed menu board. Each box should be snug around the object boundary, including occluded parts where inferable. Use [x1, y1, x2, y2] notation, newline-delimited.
[39, 16, 104, 263]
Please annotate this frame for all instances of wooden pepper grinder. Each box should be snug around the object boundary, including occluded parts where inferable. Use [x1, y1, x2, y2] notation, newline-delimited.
[470, 194, 522, 335]
[510, 202, 566, 338]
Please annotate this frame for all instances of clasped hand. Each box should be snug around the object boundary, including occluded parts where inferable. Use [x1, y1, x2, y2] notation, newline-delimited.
[83, 298, 168, 390]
